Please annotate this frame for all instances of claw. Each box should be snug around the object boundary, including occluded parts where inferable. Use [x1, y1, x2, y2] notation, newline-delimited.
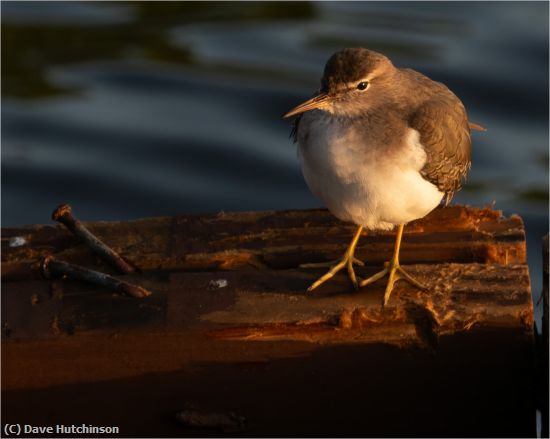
[359, 261, 427, 305]
[307, 259, 346, 291]
[304, 226, 364, 291]
[347, 258, 359, 289]
[301, 223, 427, 303]
[359, 224, 427, 305]
[360, 266, 389, 287]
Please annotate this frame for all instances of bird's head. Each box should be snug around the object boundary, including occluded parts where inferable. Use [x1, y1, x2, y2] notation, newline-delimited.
[283, 48, 396, 118]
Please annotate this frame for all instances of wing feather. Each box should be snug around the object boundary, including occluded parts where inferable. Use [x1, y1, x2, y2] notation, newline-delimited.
[408, 99, 472, 205]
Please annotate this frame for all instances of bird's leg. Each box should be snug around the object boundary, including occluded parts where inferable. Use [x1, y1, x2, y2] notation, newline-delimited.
[305, 225, 364, 291]
[359, 224, 427, 305]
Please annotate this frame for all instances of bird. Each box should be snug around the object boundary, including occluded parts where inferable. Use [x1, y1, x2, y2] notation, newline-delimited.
[283, 47, 483, 306]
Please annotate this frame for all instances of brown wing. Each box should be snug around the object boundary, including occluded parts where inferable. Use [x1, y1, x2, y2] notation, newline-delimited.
[408, 99, 472, 205]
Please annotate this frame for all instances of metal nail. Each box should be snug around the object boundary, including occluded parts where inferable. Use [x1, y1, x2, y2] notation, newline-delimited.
[52, 204, 136, 274]
[41, 256, 151, 299]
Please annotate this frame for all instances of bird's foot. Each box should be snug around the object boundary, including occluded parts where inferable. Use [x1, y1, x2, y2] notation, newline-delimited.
[359, 260, 427, 306]
[304, 254, 364, 292]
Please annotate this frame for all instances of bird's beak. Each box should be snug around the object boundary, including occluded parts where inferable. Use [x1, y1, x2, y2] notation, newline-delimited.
[282, 92, 330, 118]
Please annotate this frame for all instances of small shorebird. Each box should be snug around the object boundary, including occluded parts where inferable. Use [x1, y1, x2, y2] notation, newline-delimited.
[284, 47, 482, 305]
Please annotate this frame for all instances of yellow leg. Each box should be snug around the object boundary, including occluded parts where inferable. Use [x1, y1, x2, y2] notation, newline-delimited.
[305, 225, 364, 291]
[359, 224, 427, 305]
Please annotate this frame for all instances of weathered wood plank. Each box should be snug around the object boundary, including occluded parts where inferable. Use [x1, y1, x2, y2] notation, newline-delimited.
[0, 206, 535, 437]
[1, 206, 526, 281]
[2, 262, 532, 388]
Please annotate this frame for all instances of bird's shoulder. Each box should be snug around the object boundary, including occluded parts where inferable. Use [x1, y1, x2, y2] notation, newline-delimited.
[406, 91, 472, 204]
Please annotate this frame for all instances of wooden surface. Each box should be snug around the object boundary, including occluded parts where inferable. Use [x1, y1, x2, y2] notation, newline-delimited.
[1, 206, 536, 437]
[2, 205, 526, 281]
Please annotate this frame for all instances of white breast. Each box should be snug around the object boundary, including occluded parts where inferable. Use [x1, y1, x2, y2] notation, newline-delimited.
[297, 113, 444, 230]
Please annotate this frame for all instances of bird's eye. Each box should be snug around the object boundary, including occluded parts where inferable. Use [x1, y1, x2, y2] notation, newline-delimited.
[357, 81, 369, 91]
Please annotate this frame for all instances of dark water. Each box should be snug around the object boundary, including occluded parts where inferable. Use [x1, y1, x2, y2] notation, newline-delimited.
[2, 2, 548, 318]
